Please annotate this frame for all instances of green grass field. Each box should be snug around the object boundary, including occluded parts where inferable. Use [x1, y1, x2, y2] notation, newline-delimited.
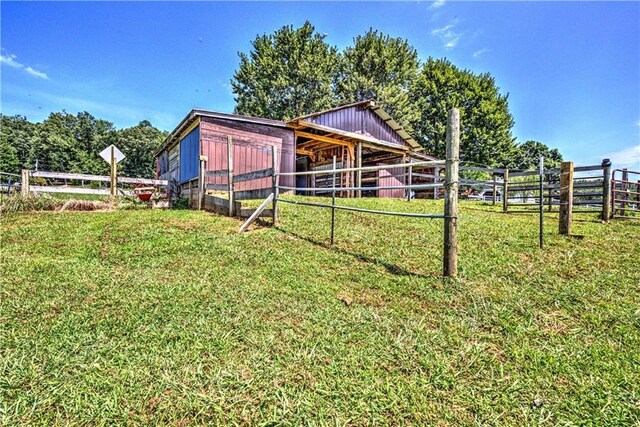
[1, 198, 639, 425]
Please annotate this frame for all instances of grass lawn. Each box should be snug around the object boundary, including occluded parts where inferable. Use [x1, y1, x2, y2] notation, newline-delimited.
[1, 198, 639, 425]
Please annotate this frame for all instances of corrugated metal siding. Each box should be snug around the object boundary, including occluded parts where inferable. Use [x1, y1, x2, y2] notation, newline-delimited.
[179, 126, 200, 183]
[378, 163, 406, 198]
[200, 117, 295, 193]
[306, 105, 406, 146]
[310, 161, 344, 194]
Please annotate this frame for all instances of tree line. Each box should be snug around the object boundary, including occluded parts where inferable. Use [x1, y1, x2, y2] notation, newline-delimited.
[1, 22, 562, 179]
[0, 112, 166, 178]
[232, 22, 562, 169]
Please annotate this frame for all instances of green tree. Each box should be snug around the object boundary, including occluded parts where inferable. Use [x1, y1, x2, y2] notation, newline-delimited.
[71, 112, 117, 175]
[410, 58, 517, 167]
[0, 139, 20, 175]
[513, 140, 563, 170]
[231, 21, 340, 120]
[0, 114, 36, 171]
[29, 112, 78, 173]
[1, 111, 163, 178]
[336, 29, 420, 129]
[117, 120, 166, 178]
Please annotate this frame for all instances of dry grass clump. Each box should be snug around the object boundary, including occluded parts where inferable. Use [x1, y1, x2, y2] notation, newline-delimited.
[0, 194, 64, 213]
[0, 194, 120, 213]
[58, 199, 114, 212]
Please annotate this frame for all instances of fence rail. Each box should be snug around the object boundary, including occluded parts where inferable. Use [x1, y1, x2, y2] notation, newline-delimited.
[17, 170, 168, 197]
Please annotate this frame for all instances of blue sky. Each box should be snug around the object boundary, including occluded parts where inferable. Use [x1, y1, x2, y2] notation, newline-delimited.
[1, 1, 639, 168]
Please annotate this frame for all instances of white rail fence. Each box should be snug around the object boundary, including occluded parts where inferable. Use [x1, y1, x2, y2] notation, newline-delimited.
[18, 170, 168, 197]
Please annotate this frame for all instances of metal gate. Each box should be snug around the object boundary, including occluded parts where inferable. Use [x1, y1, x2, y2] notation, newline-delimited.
[611, 169, 640, 219]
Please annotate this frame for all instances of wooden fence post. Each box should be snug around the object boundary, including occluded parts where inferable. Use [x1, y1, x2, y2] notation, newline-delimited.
[559, 161, 574, 235]
[601, 158, 611, 221]
[21, 169, 30, 196]
[502, 169, 509, 213]
[433, 167, 440, 199]
[272, 145, 279, 225]
[444, 108, 460, 278]
[227, 136, 234, 217]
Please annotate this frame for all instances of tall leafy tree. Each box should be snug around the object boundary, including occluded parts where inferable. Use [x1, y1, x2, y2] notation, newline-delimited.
[0, 115, 36, 172]
[410, 58, 517, 167]
[0, 139, 20, 175]
[29, 112, 78, 173]
[513, 140, 563, 170]
[117, 120, 167, 178]
[0, 112, 165, 178]
[231, 21, 340, 120]
[336, 29, 420, 129]
[72, 112, 117, 175]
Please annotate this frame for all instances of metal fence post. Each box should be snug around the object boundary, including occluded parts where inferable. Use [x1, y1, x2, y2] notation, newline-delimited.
[601, 158, 612, 221]
[198, 156, 207, 211]
[356, 142, 362, 198]
[502, 169, 509, 213]
[433, 167, 439, 199]
[110, 145, 117, 197]
[407, 163, 413, 202]
[547, 173, 553, 212]
[621, 168, 629, 214]
[330, 155, 337, 245]
[559, 161, 574, 235]
[539, 156, 544, 248]
[444, 108, 460, 278]
[492, 174, 497, 205]
[272, 145, 279, 225]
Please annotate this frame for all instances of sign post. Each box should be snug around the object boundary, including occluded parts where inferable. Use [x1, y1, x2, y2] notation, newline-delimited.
[99, 145, 125, 197]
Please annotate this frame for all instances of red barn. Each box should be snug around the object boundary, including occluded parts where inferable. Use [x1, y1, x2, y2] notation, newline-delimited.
[155, 100, 440, 205]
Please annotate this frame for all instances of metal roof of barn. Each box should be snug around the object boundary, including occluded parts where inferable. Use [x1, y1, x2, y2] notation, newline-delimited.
[154, 109, 289, 155]
[290, 100, 423, 151]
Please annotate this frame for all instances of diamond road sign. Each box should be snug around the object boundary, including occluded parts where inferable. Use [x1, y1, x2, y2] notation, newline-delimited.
[99, 145, 125, 165]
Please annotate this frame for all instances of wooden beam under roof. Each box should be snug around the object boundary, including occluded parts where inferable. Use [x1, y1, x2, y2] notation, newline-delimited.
[297, 120, 410, 153]
[296, 130, 353, 147]
[296, 148, 316, 161]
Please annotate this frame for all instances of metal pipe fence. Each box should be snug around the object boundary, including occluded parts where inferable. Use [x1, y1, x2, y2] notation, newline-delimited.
[270, 109, 461, 278]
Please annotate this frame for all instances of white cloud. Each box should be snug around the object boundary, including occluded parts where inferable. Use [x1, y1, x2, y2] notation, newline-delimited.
[24, 66, 49, 80]
[0, 50, 49, 80]
[431, 20, 462, 49]
[0, 52, 21, 68]
[429, 0, 446, 10]
[472, 48, 489, 58]
[602, 144, 640, 169]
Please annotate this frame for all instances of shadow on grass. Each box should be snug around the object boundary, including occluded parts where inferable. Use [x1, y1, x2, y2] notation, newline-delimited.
[274, 225, 442, 281]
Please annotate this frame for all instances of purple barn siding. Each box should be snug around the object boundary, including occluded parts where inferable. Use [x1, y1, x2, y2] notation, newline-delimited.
[199, 117, 295, 193]
[306, 105, 407, 147]
[378, 164, 406, 198]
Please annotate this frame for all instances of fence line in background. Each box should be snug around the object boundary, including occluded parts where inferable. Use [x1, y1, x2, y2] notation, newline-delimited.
[17, 170, 168, 197]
